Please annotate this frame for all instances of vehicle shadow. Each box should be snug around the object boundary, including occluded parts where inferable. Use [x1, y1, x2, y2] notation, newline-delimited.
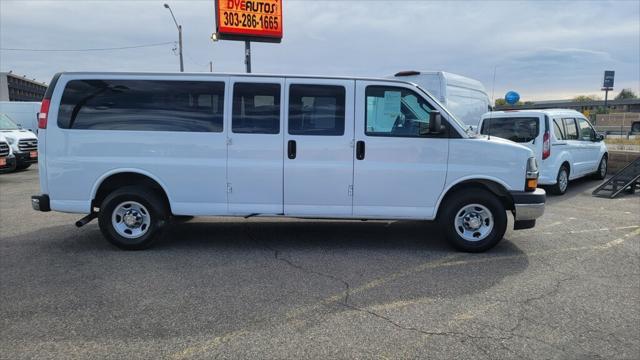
[2, 220, 529, 335]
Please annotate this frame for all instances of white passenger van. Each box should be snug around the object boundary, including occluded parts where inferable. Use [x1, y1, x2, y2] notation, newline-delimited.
[390, 71, 490, 129]
[32, 72, 545, 252]
[479, 109, 608, 195]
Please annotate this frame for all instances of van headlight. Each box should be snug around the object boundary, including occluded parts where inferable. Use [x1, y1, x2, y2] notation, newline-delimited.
[525, 157, 539, 191]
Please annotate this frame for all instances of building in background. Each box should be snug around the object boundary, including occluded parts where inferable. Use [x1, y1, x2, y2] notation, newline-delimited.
[0, 72, 48, 102]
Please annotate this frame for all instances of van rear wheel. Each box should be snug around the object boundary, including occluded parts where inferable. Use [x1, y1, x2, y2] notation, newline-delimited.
[98, 186, 168, 250]
[550, 166, 569, 195]
[439, 189, 507, 252]
[592, 156, 607, 180]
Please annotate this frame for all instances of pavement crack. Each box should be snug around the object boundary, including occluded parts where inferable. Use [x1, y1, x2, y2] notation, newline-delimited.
[243, 222, 350, 305]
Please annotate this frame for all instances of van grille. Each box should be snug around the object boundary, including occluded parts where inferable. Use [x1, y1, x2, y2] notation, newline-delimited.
[0, 142, 9, 157]
[18, 138, 38, 152]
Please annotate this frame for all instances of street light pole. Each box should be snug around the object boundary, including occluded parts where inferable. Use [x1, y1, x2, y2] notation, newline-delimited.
[164, 3, 184, 72]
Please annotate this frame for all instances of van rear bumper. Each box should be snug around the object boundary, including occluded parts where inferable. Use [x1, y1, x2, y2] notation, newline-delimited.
[31, 194, 51, 212]
[510, 189, 546, 229]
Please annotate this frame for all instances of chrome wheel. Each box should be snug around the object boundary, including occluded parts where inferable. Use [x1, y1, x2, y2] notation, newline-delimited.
[600, 158, 607, 178]
[454, 203, 494, 242]
[111, 201, 151, 239]
[558, 169, 568, 193]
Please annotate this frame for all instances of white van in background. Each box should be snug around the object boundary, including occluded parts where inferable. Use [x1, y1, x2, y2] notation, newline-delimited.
[479, 109, 608, 195]
[32, 72, 545, 252]
[0, 133, 17, 173]
[0, 113, 38, 170]
[390, 71, 490, 129]
[0, 101, 41, 133]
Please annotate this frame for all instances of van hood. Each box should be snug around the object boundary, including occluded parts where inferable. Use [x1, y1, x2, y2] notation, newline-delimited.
[0, 129, 37, 141]
[474, 134, 535, 157]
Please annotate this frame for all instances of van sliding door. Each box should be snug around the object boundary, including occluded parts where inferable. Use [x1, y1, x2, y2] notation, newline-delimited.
[283, 79, 355, 216]
[226, 77, 285, 215]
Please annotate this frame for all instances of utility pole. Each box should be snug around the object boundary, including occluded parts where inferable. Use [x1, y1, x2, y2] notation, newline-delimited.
[164, 4, 184, 72]
[245, 41, 251, 73]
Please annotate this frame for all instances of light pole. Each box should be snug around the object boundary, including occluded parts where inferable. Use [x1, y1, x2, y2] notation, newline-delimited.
[163, 3, 183, 72]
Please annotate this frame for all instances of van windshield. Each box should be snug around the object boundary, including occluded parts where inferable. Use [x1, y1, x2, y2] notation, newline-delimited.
[0, 114, 20, 130]
[480, 117, 539, 143]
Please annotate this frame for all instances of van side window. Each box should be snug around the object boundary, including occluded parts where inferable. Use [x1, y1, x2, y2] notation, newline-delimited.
[288, 85, 345, 136]
[577, 118, 594, 141]
[553, 119, 565, 140]
[365, 86, 435, 137]
[58, 80, 224, 132]
[563, 118, 578, 140]
[232, 83, 281, 134]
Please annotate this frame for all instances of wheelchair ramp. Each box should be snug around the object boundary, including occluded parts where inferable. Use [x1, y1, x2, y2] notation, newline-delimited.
[592, 157, 640, 198]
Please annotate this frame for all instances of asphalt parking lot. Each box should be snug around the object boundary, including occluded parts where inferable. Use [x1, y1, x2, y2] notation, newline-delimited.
[1, 166, 639, 359]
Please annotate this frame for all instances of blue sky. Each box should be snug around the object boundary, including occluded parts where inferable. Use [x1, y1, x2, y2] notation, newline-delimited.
[1, 0, 638, 101]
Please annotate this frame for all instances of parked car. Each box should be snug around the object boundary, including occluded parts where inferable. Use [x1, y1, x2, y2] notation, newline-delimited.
[0, 133, 17, 173]
[32, 72, 545, 252]
[479, 109, 608, 195]
[390, 71, 490, 129]
[0, 113, 38, 170]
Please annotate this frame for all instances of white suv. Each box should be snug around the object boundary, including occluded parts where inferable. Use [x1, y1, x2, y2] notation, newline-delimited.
[480, 109, 608, 195]
[32, 72, 546, 252]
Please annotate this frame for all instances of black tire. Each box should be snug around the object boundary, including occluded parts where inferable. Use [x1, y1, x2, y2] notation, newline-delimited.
[550, 165, 569, 195]
[98, 186, 168, 250]
[632, 122, 640, 133]
[592, 156, 607, 180]
[439, 188, 507, 252]
[15, 163, 31, 170]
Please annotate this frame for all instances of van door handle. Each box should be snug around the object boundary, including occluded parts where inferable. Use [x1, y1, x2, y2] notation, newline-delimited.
[288, 140, 297, 159]
[356, 140, 365, 160]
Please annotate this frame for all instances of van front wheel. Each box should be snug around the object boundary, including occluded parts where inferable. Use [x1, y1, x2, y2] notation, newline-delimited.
[439, 189, 507, 252]
[98, 186, 168, 250]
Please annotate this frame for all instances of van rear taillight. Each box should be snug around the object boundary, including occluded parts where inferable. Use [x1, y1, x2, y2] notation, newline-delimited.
[38, 99, 50, 129]
[542, 131, 550, 160]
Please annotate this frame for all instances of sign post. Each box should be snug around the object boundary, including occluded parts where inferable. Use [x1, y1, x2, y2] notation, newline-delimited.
[214, 0, 283, 73]
[602, 70, 615, 110]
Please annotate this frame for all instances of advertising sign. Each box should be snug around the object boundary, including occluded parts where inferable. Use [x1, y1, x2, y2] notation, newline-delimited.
[215, 0, 283, 42]
[603, 70, 615, 89]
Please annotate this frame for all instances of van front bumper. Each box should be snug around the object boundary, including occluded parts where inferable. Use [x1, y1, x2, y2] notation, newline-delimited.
[15, 151, 38, 165]
[510, 188, 546, 229]
[0, 155, 16, 173]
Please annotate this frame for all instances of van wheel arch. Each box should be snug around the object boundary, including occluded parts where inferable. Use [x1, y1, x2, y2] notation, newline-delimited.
[437, 180, 513, 220]
[93, 172, 171, 214]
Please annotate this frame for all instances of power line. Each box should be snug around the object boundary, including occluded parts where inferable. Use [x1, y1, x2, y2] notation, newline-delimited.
[0, 41, 174, 52]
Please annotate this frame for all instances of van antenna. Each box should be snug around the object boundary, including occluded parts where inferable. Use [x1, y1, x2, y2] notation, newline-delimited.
[488, 65, 497, 140]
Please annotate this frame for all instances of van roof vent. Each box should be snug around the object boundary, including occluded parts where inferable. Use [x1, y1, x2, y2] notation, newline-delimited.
[394, 71, 421, 77]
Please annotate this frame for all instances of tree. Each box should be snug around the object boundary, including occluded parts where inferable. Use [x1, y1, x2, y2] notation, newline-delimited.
[572, 95, 600, 102]
[495, 98, 506, 106]
[615, 88, 638, 100]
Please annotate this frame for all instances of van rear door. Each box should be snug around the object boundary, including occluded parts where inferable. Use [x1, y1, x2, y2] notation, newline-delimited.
[480, 115, 542, 155]
[283, 78, 355, 216]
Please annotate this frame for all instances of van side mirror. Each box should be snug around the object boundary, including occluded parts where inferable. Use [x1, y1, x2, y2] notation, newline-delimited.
[595, 133, 604, 142]
[428, 111, 445, 134]
[17, 123, 23, 129]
